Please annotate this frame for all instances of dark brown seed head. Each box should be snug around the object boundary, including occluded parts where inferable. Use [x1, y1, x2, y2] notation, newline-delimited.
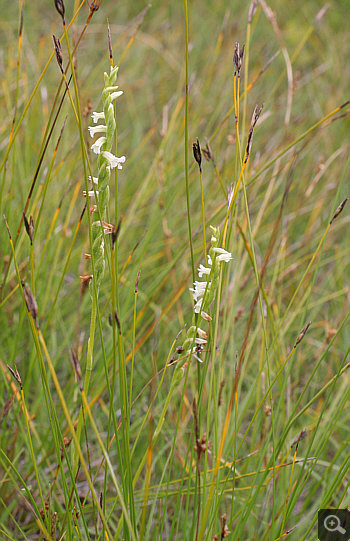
[23, 213, 34, 244]
[233, 42, 245, 76]
[53, 35, 63, 72]
[192, 138, 202, 170]
[7, 364, 22, 388]
[245, 104, 263, 163]
[330, 197, 348, 224]
[291, 428, 308, 448]
[21, 281, 38, 327]
[54, 0, 65, 24]
[295, 321, 311, 347]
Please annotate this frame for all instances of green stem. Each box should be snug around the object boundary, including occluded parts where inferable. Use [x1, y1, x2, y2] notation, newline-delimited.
[184, 0, 195, 283]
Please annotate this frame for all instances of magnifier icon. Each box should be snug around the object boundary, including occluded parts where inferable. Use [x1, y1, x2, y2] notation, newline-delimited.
[324, 514, 346, 534]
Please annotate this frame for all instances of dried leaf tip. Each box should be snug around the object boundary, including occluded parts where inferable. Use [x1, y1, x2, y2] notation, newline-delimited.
[135, 269, 141, 293]
[23, 213, 34, 244]
[295, 321, 311, 347]
[80, 274, 93, 295]
[19, 6, 24, 36]
[330, 197, 348, 224]
[248, 0, 258, 23]
[107, 19, 113, 65]
[233, 42, 245, 76]
[53, 35, 63, 72]
[192, 138, 202, 171]
[315, 4, 329, 23]
[54, 0, 65, 24]
[21, 281, 39, 327]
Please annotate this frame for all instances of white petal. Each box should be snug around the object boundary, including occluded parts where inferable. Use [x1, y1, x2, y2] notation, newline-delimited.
[217, 252, 232, 263]
[91, 137, 106, 154]
[83, 190, 98, 197]
[88, 125, 107, 138]
[91, 111, 105, 123]
[198, 264, 211, 277]
[102, 151, 126, 170]
[213, 247, 232, 262]
[195, 337, 207, 344]
[197, 328, 207, 339]
[187, 348, 203, 363]
[110, 90, 123, 101]
[194, 299, 203, 313]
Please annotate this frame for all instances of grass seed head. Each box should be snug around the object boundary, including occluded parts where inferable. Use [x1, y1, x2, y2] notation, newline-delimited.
[23, 213, 34, 244]
[330, 197, 348, 224]
[52, 35, 63, 72]
[21, 281, 38, 327]
[7, 364, 22, 388]
[295, 321, 311, 346]
[233, 42, 245, 76]
[54, 0, 65, 24]
[192, 138, 202, 170]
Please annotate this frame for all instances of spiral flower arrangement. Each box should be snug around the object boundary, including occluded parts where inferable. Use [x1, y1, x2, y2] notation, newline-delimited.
[87, 65, 125, 293]
[171, 226, 232, 386]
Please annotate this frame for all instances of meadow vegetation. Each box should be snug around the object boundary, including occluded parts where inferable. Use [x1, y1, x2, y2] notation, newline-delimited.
[0, 0, 349, 539]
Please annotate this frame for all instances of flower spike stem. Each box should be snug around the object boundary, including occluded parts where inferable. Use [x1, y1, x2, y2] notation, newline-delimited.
[73, 64, 125, 471]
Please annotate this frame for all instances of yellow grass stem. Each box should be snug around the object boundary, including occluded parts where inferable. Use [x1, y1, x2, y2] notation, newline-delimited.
[199, 168, 207, 262]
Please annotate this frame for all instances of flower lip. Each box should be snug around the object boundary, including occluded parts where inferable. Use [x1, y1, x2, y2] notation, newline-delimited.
[91, 136, 106, 154]
[88, 125, 107, 138]
[102, 151, 126, 170]
[194, 299, 204, 313]
[212, 247, 232, 262]
[198, 264, 211, 277]
[197, 327, 208, 339]
[83, 189, 99, 198]
[201, 311, 212, 322]
[110, 90, 123, 101]
[91, 111, 105, 123]
[189, 280, 211, 302]
[88, 176, 98, 185]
